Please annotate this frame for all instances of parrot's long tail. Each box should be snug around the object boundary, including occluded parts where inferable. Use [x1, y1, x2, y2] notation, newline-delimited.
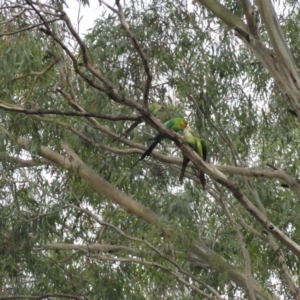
[199, 170, 206, 190]
[140, 140, 159, 160]
[179, 158, 189, 183]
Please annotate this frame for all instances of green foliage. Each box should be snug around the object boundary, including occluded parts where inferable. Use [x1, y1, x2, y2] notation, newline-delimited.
[1, 0, 300, 299]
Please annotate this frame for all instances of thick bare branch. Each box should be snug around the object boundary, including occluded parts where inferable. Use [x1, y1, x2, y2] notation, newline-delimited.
[195, 0, 249, 33]
[197, 0, 300, 121]
[254, 0, 300, 91]
[41, 243, 140, 256]
[16, 136, 164, 230]
[239, 0, 258, 36]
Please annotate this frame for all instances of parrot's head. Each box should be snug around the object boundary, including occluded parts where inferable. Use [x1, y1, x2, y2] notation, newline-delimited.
[180, 119, 188, 129]
[183, 124, 192, 134]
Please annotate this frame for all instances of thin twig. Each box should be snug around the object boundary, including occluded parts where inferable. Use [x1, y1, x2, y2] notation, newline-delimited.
[98, 0, 118, 14]
[0, 8, 27, 25]
[0, 293, 81, 300]
[66, 203, 223, 299]
[0, 102, 143, 121]
[91, 255, 215, 299]
[0, 18, 60, 37]
[215, 184, 256, 300]
[115, 0, 152, 108]
[112, 120, 143, 142]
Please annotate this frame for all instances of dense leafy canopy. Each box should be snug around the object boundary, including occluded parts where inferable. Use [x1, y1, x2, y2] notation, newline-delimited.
[1, 0, 300, 299]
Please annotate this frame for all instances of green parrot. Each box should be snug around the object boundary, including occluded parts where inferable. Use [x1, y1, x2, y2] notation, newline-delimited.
[113, 102, 170, 143]
[179, 125, 207, 189]
[149, 102, 171, 123]
[140, 117, 188, 161]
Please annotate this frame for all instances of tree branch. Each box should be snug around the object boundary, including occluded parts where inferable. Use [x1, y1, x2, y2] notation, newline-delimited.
[195, 0, 249, 33]
[0, 102, 143, 121]
[0, 154, 41, 168]
[98, 0, 118, 14]
[170, 138, 300, 259]
[268, 239, 300, 299]
[50, 203, 223, 299]
[238, 0, 258, 37]
[23, 113, 300, 195]
[188, 241, 279, 300]
[0, 18, 60, 37]
[14, 133, 295, 297]
[254, 0, 300, 91]
[40, 243, 140, 256]
[197, 0, 300, 121]
[0, 294, 81, 300]
[16, 136, 168, 233]
[91, 255, 214, 298]
[116, 0, 152, 108]
[216, 186, 256, 300]
[0, 8, 27, 25]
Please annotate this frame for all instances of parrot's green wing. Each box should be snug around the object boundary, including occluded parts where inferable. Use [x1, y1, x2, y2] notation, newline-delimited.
[194, 138, 203, 158]
[197, 138, 207, 161]
[139, 117, 187, 161]
[149, 102, 162, 116]
[180, 126, 207, 189]
[201, 139, 207, 161]
[189, 128, 199, 138]
[164, 118, 175, 129]
[190, 129, 207, 161]
[149, 102, 171, 123]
